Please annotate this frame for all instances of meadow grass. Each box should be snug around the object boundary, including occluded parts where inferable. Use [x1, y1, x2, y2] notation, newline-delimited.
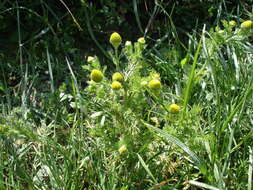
[0, 2, 253, 190]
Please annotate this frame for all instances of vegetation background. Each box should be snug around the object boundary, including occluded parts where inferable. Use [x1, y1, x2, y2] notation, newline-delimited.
[0, 0, 253, 189]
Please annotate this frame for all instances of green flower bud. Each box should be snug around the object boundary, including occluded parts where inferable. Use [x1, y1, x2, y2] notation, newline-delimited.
[137, 37, 145, 44]
[125, 41, 132, 46]
[140, 81, 148, 87]
[87, 56, 95, 63]
[229, 20, 237, 27]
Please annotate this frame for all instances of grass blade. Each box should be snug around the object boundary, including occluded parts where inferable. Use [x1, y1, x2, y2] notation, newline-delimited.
[182, 28, 203, 116]
[47, 48, 55, 93]
[188, 180, 220, 190]
[248, 146, 253, 190]
[84, 5, 111, 60]
[133, 0, 144, 33]
[137, 154, 158, 184]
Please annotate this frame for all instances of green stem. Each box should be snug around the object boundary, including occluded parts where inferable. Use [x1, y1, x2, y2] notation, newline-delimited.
[115, 48, 120, 71]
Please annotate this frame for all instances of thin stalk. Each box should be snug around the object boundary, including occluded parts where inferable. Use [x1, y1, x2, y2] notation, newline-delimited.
[47, 47, 55, 93]
[16, 1, 28, 117]
[133, 0, 144, 33]
[115, 48, 120, 71]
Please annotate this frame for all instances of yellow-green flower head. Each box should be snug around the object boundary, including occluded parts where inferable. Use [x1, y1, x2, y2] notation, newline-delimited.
[110, 32, 122, 49]
[229, 20, 237, 27]
[125, 41, 132, 46]
[118, 144, 127, 154]
[169, 104, 180, 113]
[87, 56, 95, 63]
[90, 69, 103, 83]
[111, 81, 122, 90]
[148, 79, 161, 90]
[240, 20, 253, 29]
[112, 72, 124, 82]
[137, 37, 145, 44]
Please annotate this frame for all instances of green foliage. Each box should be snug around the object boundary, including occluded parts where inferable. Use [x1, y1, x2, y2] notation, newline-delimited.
[0, 1, 253, 189]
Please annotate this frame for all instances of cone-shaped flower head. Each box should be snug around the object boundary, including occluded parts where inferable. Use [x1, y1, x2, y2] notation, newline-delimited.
[240, 20, 253, 29]
[112, 72, 124, 82]
[169, 104, 180, 113]
[148, 79, 161, 90]
[90, 69, 103, 83]
[110, 32, 122, 49]
[111, 81, 122, 90]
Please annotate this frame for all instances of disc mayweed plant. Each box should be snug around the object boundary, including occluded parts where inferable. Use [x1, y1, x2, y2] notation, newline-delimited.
[82, 32, 188, 165]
